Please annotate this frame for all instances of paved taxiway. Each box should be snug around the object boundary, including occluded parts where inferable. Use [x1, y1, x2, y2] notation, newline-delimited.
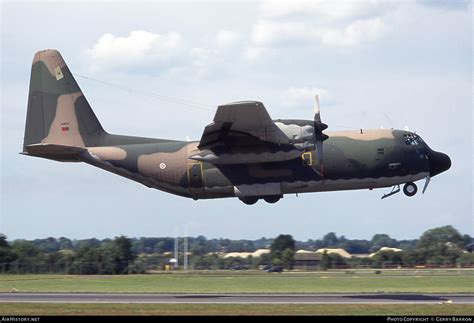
[1, 293, 473, 304]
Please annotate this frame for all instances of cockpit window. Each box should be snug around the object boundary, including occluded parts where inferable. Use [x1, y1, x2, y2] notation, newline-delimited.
[403, 133, 423, 146]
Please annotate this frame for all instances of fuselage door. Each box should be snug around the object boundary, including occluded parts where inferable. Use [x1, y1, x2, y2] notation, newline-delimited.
[188, 162, 203, 188]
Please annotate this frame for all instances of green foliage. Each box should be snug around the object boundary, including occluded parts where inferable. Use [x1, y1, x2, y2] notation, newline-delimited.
[281, 248, 295, 269]
[33, 237, 60, 253]
[75, 238, 101, 249]
[0, 234, 17, 272]
[0, 234, 9, 248]
[1, 226, 470, 274]
[370, 234, 397, 252]
[321, 250, 330, 271]
[270, 234, 295, 262]
[372, 251, 404, 268]
[415, 225, 464, 264]
[189, 236, 209, 256]
[251, 253, 270, 269]
[112, 235, 136, 274]
[71, 246, 104, 274]
[457, 253, 474, 266]
[191, 254, 222, 270]
[322, 232, 338, 247]
[462, 234, 472, 250]
[58, 237, 73, 250]
[341, 240, 372, 254]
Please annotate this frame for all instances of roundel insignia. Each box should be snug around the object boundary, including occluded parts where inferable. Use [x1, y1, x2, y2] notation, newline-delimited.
[159, 163, 166, 170]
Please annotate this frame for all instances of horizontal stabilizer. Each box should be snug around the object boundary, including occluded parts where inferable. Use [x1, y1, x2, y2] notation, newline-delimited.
[22, 144, 86, 162]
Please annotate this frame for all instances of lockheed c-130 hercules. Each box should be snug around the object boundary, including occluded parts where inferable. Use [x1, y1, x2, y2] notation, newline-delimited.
[22, 50, 451, 204]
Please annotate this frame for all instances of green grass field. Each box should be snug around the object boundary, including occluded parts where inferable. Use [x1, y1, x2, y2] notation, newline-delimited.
[1, 269, 473, 293]
[1, 303, 472, 316]
[1, 270, 472, 315]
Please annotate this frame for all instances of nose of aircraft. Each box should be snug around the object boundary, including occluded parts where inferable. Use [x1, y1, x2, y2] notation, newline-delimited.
[428, 150, 451, 177]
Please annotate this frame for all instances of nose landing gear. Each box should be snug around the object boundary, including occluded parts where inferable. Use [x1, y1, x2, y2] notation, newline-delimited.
[403, 182, 417, 197]
[381, 182, 418, 199]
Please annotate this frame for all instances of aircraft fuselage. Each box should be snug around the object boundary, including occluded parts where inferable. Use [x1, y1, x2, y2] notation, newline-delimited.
[22, 50, 451, 204]
[82, 125, 448, 203]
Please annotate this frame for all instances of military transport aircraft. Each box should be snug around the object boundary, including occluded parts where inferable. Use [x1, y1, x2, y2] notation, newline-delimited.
[22, 50, 451, 204]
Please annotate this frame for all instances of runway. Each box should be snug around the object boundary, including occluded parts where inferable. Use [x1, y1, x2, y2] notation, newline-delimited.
[1, 293, 473, 304]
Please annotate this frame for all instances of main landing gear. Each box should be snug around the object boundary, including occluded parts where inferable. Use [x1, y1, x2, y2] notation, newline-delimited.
[381, 182, 418, 199]
[239, 197, 259, 205]
[239, 195, 282, 205]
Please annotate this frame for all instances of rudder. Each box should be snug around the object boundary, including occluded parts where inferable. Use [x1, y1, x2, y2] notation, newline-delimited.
[23, 49, 105, 152]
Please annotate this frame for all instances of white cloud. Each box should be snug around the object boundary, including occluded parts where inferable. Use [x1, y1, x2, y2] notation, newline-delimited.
[216, 30, 240, 48]
[260, 0, 388, 20]
[251, 18, 386, 47]
[246, 0, 395, 60]
[319, 18, 386, 46]
[243, 47, 266, 62]
[84, 30, 182, 71]
[190, 47, 210, 61]
[189, 47, 213, 71]
[281, 86, 330, 108]
[84, 29, 244, 75]
[251, 21, 309, 46]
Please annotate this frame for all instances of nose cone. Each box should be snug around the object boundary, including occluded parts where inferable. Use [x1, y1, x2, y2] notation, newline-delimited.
[428, 150, 451, 177]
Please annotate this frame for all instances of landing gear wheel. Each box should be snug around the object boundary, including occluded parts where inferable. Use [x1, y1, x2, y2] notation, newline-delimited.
[403, 182, 417, 197]
[239, 197, 259, 205]
[263, 196, 281, 204]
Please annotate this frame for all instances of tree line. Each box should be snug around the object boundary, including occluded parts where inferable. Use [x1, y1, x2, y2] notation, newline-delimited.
[0, 225, 472, 274]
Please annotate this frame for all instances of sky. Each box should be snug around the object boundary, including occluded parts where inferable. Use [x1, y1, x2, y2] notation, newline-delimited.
[1, 0, 472, 241]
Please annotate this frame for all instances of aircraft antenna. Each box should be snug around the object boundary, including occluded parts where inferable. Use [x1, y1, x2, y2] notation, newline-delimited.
[383, 113, 394, 129]
[74, 73, 213, 112]
[174, 234, 179, 270]
[184, 228, 188, 272]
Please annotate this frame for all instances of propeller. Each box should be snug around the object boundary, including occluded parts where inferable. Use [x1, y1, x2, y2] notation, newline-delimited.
[313, 95, 329, 177]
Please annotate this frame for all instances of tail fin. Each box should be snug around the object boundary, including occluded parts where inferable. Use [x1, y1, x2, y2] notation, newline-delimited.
[23, 49, 105, 153]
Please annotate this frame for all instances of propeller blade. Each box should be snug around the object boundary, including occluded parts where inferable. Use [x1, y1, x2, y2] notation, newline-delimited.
[422, 176, 431, 194]
[314, 95, 321, 124]
[313, 94, 328, 177]
[316, 140, 324, 176]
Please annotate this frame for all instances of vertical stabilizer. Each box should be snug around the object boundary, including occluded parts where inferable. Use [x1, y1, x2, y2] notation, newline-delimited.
[23, 49, 105, 152]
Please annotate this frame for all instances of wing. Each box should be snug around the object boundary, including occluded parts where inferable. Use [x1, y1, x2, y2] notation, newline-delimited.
[193, 101, 301, 165]
[198, 101, 289, 150]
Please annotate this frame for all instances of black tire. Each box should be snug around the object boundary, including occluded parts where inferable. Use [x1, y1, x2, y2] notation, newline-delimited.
[239, 197, 259, 205]
[403, 182, 417, 197]
[264, 196, 281, 204]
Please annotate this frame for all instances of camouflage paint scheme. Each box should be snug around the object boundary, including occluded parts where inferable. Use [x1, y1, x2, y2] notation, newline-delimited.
[22, 50, 451, 204]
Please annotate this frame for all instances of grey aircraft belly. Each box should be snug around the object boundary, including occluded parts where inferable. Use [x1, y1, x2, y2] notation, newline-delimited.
[22, 50, 451, 204]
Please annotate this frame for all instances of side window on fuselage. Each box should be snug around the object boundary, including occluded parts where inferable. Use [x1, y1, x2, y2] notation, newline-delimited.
[302, 152, 312, 166]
